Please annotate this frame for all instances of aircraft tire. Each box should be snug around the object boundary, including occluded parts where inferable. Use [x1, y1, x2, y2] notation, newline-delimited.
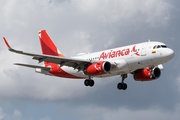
[122, 83, 127, 90]
[84, 79, 90, 86]
[89, 80, 94, 87]
[117, 83, 123, 90]
[117, 83, 127, 90]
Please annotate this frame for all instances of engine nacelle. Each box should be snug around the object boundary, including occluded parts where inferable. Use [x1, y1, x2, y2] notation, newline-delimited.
[134, 68, 161, 81]
[84, 61, 111, 75]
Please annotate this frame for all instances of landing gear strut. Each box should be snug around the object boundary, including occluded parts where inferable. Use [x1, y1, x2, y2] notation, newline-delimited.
[149, 66, 155, 79]
[84, 76, 94, 87]
[117, 74, 128, 90]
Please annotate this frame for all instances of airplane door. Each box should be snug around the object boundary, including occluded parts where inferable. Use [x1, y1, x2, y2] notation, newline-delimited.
[141, 43, 148, 56]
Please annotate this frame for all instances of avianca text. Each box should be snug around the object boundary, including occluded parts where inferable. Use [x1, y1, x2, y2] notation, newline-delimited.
[99, 48, 130, 60]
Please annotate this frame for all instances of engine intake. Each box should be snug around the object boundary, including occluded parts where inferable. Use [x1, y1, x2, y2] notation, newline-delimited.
[84, 61, 111, 75]
[134, 67, 161, 81]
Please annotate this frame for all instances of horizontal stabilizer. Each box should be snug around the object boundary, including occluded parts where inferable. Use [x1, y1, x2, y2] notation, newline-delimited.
[14, 63, 51, 70]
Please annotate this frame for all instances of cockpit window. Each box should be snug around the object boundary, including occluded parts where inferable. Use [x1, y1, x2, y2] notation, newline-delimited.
[161, 45, 167, 48]
[153, 46, 157, 49]
[157, 45, 161, 48]
[153, 45, 168, 49]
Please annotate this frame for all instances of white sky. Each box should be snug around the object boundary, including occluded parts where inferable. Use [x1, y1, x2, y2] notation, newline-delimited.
[0, 0, 180, 120]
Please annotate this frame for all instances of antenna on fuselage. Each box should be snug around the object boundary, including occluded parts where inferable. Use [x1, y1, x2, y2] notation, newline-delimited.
[148, 39, 151, 42]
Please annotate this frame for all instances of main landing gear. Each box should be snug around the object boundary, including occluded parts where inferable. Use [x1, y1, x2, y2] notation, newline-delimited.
[84, 74, 128, 90]
[149, 66, 156, 79]
[84, 76, 94, 87]
[117, 74, 128, 90]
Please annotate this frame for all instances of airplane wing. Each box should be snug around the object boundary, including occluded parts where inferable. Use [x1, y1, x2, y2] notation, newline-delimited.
[3, 37, 93, 71]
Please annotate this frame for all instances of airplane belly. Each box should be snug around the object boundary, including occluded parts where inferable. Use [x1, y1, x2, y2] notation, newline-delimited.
[61, 66, 119, 78]
[53, 66, 88, 79]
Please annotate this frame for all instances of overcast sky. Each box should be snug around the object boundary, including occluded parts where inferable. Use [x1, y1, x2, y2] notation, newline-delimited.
[0, 0, 180, 120]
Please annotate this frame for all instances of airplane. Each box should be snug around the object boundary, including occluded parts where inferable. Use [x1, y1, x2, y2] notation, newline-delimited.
[3, 30, 175, 90]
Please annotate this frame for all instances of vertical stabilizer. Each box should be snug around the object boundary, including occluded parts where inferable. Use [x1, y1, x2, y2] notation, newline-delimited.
[38, 30, 65, 57]
[38, 30, 65, 66]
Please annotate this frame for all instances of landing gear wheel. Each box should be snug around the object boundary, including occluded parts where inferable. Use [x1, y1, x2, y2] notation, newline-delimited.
[122, 83, 127, 90]
[84, 79, 90, 86]
[84, 79, 95, 87]
[89, 80, 94, 87]
[117, 83, 123, 90]
[117, 83, 127, 90]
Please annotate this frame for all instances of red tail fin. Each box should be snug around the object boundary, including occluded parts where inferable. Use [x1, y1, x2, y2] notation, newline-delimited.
[38, 30, 65, 57]
[38, 30, 65, 67]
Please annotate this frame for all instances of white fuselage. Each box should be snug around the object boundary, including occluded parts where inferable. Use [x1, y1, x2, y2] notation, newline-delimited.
[54, 41, 174, 78]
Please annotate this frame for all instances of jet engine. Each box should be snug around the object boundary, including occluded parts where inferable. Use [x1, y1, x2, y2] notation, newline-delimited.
[84, 61, 111, 75]
[133, 67, 161, 81]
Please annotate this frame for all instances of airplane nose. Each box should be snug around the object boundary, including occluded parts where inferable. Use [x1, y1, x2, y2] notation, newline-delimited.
[166, 48, 175, 60]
